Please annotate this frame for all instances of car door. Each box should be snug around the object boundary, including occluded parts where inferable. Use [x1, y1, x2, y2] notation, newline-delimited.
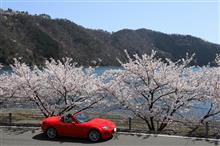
[59, 119, 87, 138]
[59, 119, 72, 136]
[70, 122, 88, 138]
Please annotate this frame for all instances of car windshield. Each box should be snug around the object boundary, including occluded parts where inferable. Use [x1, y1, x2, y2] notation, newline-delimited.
[75, 113, 93, 123]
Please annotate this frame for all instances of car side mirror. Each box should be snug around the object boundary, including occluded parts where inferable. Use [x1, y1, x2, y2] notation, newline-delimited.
[60, 117, 64, 122]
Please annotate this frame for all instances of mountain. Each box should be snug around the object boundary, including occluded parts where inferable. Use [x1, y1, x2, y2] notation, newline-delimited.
[0, 9, 219, 66]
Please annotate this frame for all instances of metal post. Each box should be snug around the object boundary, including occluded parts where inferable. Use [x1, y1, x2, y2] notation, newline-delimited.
[205, 122, 209, 138]
[213, 115, 215, 137]
[156, 121, 159, 134]
[128, 117, 131, 131]
[9, 113, 12, 125]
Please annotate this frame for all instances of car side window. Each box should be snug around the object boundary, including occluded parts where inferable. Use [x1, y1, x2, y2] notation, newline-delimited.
[61, 115, 73, 123]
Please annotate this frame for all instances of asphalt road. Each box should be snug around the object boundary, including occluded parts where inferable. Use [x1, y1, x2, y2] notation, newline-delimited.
[0, 127, 219, 146]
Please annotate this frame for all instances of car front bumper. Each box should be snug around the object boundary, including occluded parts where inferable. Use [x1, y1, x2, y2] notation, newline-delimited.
[101, 127, 117, 139]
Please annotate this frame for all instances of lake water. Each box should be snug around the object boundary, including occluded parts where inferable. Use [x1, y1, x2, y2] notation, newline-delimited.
[94, 66, 122, 75]
[0, 66, 121, 75]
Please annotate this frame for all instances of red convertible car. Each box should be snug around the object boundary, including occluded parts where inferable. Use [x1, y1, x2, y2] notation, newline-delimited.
[41, 112, 117, 142]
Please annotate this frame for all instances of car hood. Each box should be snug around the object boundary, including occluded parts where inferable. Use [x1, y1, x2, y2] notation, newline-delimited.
[86, 118, 116, 128]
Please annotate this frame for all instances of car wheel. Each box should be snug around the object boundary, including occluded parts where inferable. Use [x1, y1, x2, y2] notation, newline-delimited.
[46, 127, 57, 139]
[88, 130, 101, 142]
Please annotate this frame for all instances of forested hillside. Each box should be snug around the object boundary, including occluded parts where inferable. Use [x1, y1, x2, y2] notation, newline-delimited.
[0, 9, 219, 66]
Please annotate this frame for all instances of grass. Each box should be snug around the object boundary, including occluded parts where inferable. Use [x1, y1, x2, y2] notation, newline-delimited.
[0, 109, 43, 124]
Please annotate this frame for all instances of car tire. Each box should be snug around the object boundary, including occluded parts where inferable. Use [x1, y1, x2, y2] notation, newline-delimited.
[46, 127, 57, 139]
[88, 130, 101, 142]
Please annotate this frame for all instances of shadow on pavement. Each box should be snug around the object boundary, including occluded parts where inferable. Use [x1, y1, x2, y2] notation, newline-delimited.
[188, 137, 219, 146]
[118, 132, 220, 145]
[117, 132, 151, 140]
[32, 133, 112, 144]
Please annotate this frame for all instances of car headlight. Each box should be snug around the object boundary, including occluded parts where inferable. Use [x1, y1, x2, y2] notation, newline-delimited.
[102, 126, 109, 130]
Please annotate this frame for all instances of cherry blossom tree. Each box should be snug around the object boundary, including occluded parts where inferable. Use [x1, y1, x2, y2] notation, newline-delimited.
[193, 56, 220, 124]
[102, 51, 204, 132]
[179, 58, 220, 134]
[0, 58, 105, 117]
[0, 65, 19, 105]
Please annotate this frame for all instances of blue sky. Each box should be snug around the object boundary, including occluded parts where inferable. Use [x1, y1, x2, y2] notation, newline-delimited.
[1, 0, 220, 44]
